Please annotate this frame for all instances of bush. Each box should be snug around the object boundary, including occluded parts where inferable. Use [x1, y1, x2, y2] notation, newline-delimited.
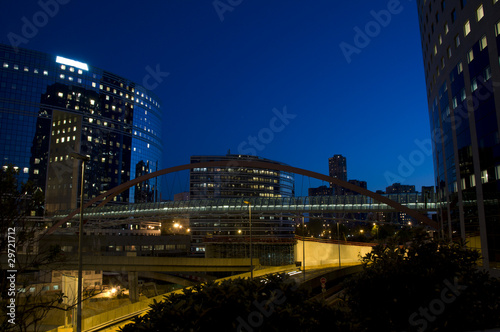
[119, 274, 349, 331]
[342, 228, 500, 331]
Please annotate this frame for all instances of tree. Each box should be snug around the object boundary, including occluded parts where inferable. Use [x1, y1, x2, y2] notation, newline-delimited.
[342, 227, 500, 331]
[119, 274, 351, 332]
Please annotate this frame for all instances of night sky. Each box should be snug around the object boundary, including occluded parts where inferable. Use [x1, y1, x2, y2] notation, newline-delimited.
[1, 0, 434, 197]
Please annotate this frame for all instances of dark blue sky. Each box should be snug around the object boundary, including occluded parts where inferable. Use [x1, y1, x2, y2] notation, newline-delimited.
[1, 0, 434, 196]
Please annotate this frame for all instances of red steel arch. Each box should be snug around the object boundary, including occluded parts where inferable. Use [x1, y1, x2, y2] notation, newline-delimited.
[47, 160, 438, 234]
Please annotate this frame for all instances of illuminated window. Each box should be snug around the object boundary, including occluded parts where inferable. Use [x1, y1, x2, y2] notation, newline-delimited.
[24, 66, 29, 72]
[455, 34, 460, 47]
[464, 20, 471, 36]
[481, 170, 488, 183]
[471, 78, 478, 92]
[90, 99, 95, 105]
[477, 4, 484, 21]
[458, 61, 463, 74]
[439, 34, 442, 45]
[92, 82, 96, 88]
[13, 65, 18, 70]
[434, 45, 437, 55]
[58, 92, 63, 98]
[479, 35, 487, 50]
[34, 68, 38, 73]
[43, 70, 48, 76]
[467, 49, 474, 63]
[3, 63, 8, 68]
[87, 136, 92, 142]
[60, 65, 66, 70]
[60, 74, 65, 79]
[496, 20, 500, 36]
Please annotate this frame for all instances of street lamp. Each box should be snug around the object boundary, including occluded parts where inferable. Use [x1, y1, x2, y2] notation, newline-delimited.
[337, 221, 341, 269]
[243, 201, 252, 279]
[69, 152, 89, 332]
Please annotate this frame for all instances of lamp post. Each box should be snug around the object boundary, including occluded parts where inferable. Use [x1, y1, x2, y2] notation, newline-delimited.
[337, 221, 341, 269]
[69, 152, 89, 332]
[243, 201, 252, 279]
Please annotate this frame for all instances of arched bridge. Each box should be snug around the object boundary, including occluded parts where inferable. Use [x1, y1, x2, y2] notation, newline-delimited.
[47, 160, 439, 233]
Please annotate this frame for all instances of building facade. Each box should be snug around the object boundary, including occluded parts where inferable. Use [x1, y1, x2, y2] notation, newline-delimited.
[0, 44, 162, 214]
[329, 154, 347, 195]
[189, 154, 296, 265]
[416, 0, 500, 267]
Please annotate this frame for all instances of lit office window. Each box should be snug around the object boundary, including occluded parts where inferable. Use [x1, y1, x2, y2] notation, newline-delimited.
[481, 170, 488, 183]
[471, 78, 478, 92]
[458, 61, 463, 74]
[464, 20, 471, 36]
[3, 63, 8, 68]
[434, 45, 438, 55]
[479, 35, 487, 50]
[78, 69, 83, 74]
[58, 92, 63, 98]
[60, 65, 66, 70]
[24, 66, 29, 72]
[43, 70, 48, 76]
[467, 49, 474, 63]
[13, 65, 18, 70]
[477, 4, 484, 21]
[60, 74, 65, 79]
[439, 34, 443, 45]
[485, 66, 492, 80]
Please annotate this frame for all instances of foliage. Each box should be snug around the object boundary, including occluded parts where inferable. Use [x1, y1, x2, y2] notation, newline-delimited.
[0, 167, 68, 332]
[119, 274, 350, 332]
[342, 227, 500, 331]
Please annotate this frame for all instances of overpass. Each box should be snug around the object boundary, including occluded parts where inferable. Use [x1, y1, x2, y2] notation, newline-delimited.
[46, 160, 440, 233]
[51, 193, 438, 221]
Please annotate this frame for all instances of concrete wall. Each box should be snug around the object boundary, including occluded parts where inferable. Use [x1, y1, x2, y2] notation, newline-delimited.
[294, 240, 374, 268]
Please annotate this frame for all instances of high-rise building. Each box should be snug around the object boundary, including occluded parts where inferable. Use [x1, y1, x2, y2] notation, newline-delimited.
[189, 154, 296, 265]
[308, 185, 333, 196]
[345, 179, 368, 195]
[386, 183, 416, 194]
[0, 44, 163, 214]
[329, 154, 347, 195]
[416, 0, 500, 267]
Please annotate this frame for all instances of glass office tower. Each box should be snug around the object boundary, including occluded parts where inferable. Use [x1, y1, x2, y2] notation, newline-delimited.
[416, 0, 500, 268]
[189, 154, 296, 264]
[0, 44, 163, 214]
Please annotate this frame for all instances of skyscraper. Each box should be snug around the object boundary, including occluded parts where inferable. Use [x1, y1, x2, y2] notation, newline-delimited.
[329, 154, 347, 195]
[189, 154, 296, 264]
[416, 0, 500, 267]
[0, 44, 163, 214]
